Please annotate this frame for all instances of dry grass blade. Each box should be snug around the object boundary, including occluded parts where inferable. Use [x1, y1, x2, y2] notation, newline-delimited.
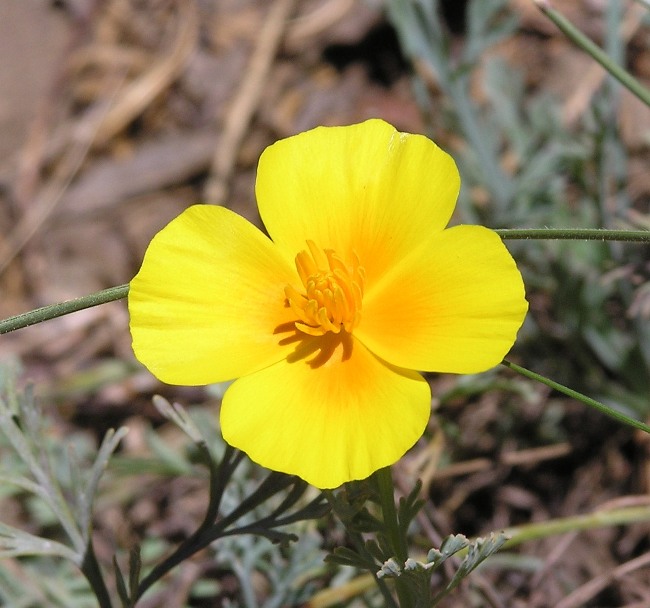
[57, 131, 217, 216]
[0, 1, 199, 278]
[556, 551, 650, 608]
[91, 0, 200, 147]
[0, 85, 122, 277]
[286, 0, 355, 46]
[204, 0, 297, 205]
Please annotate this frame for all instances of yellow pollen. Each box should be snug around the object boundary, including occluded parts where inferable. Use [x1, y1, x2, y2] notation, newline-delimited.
[285, 240, 366, 337]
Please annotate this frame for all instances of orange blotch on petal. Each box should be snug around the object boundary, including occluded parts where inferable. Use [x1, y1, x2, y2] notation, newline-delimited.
[220, 333, 431, 489]
[357, 225, 528, 373]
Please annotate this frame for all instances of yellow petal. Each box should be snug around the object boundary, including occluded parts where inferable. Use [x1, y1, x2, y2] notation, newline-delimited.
[356, 225, 528, 373]
[256, 119, 460, 287]
[129, 205, 298, 385]
[220, 333, 430, 488]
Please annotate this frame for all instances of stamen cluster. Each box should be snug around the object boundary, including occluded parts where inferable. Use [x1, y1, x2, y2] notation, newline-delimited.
[285, 240, 366, 336]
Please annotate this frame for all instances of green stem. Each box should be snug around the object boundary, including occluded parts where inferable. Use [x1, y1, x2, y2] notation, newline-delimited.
[324, 491, 399, 608]
[534, 0, 650, 107]
[375, 467, 412, 607]
[0, 284, 129, 334]
[502, 360, 650, 434]
[134, 447, 242, 602]
[80, 541, 113, 608]
[134, 471, 301, 603]
[313, 503, 650, 606]
[375, 468, 407, 563]
[0, 229, 648, 336]
[503, 504, 650, 548]
[495, 228, 650, 242]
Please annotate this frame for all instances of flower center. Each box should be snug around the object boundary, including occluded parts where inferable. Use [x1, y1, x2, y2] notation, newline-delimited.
[285, 240, 366, 337]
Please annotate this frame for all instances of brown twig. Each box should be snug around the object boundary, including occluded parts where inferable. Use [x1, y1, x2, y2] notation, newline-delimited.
[12, 4, 99, 213]
[90, 0, 199, 147]
[204, 0, 296, 206]
[0, 0, 199, 278]
[432, 442, 573, 480]
[0, 82, 123, 277]
[285, 0, 354, 46]
[555, 551, 650, 608]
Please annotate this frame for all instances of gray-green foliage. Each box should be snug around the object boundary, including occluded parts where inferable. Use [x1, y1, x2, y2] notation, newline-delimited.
[0, 368, 329, 607]
[386, 0, 650, 415]
[162, 403, 330, 607]
[0, 558, 98, 608]
[213, 524, 326, 608]
[326, 479, 508, 607]
[0, 362, 126, 606]
[108, 397, 329, 607]
[377, 532, 508, 607]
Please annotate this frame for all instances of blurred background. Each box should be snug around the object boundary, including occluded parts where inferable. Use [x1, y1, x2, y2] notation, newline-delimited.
[1, 0, 650, 606]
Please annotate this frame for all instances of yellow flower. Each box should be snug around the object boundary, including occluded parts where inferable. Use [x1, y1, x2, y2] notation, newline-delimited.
[129, 119, 528, 489]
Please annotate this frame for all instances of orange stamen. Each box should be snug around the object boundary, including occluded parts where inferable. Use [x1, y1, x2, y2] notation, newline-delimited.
[284, 240, 365, 336]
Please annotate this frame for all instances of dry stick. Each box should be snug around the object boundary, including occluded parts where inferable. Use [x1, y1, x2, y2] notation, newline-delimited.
[33, 0, 198, 170]
[529, 531, 579, 591]
[0, 0, 199, 277]
[563, 2, 646, 126]
[204, 0, 297, 206]
[55, 131, 218, 217]
[431, 442, 573, 480]
[0, 82, 124, 277]
[555, 551, 650, 608]
[285, 0, 354, 46]
[13, 7, 97, 213]
[90, 0, 199, 148]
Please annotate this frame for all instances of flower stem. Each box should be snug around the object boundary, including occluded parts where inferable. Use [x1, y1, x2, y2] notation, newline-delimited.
[533, 0, 650, 107]
[80, 541, 113, 608]
[503, 503, 650, 548]
[375, 468, 407, 563]
[495, 228, 650, 242]
[0, 284, 129, 334]
[0, 228, 647, 336]
[309, 502, 650, 608]
[375, 467, 412, 607]
[502, 360, 650, 434]
[134, 446, 243, 602]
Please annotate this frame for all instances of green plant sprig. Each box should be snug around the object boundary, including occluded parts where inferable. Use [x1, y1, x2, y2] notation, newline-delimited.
[309, 500, 650, 608]
[0, 368, 128, 608]
[504, 502, 650, 547]
[534, 0, 650, 107]
[0, 283, 129, 334]
[502, 359, 650, 434]
[496, 228, 650, 242]
[125, 398, 330, 606]
[374, 467, 413, 606]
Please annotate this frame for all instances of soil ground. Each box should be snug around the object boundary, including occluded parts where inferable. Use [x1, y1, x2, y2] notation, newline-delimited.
[1, 1, 649, 607]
